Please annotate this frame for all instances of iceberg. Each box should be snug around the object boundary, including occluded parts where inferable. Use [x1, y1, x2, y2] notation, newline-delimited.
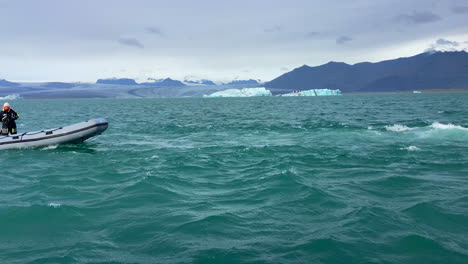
[281, 89, 341, 96]
[204, 87, 272, 98]
[0, 94, 22, 100]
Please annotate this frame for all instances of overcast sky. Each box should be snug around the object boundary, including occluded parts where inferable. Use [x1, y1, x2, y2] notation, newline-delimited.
[0, 0, 467, 83]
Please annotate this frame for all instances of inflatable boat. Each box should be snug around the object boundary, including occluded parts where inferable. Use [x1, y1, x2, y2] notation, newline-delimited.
[0, 118, 108, 150]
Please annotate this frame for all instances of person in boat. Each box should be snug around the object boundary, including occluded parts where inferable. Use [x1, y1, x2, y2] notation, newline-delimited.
[1, 102, 20, 135]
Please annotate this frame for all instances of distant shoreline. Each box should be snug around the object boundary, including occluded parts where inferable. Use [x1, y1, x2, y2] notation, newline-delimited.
[347, 89, 468, 94]
[3, 89, 468, 100]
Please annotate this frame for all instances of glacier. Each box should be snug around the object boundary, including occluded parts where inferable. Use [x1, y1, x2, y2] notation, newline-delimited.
[281, 89, 342, 96]
[204, 87, 272, 97]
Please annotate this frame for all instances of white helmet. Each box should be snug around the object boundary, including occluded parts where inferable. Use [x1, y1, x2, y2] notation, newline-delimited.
[3, 102, 10, 108]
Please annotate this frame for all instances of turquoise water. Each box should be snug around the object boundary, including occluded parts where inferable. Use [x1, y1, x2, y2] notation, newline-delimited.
[1, 93, 468, 263]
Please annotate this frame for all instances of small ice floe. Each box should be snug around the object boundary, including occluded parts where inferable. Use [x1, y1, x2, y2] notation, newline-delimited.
[48, 202, 62, 208]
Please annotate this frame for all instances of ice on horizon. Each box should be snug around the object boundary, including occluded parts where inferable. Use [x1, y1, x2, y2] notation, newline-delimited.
[204, 87, 272, 97]
[0, 94, 22, 100]
[204, 88, 342, 98]
[281, 89, 342, 96]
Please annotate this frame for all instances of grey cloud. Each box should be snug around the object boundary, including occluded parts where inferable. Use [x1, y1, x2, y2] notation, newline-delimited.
[436, 38, 459, 46]
[264, 25, 282, 33]
[280, 67, 289, 72]
[306, 31, 320, 38]
[451, 5, 468, 14]
[184, 75, 198, 80]
[2, 0, 468, 83]
[146, 26, 164, 36]
[396, 11, 441, 24]
[336, 36, 352, 45]
[426, 38, 461, 52]
[118, 38, 144, 49]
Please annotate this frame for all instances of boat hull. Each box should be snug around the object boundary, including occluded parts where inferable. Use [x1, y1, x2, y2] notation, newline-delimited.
[0, 119, 108, 150]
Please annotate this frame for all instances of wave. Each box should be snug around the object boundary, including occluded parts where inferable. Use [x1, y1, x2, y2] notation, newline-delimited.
[403, 202, 468, 234]
[385, 122, 468, 132]
[385, 124, 416, 132]
[421, 123, 468, 140]
[0, 94, 22, 100]
[430, 122, 468, 131]
[382, 122, 468, 143]
[48, 202, 62, 208]
[41, 145, 58, 150]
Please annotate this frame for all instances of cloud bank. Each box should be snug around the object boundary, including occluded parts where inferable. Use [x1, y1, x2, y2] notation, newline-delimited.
[0, 0, 466, 82]
[118, 38, 144, 49]
[396, 11, 441, 24]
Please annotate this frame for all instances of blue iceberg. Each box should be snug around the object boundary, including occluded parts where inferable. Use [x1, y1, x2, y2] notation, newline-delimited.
[281, 89, 341, 96]
[204, 87, 272, 97]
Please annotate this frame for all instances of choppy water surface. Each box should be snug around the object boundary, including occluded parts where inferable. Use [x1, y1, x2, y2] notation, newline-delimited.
[1, 93, 468, 263]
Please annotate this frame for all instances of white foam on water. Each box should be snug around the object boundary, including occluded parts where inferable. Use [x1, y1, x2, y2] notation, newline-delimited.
[144, 155, 159, 161]
[93, 147, 108, 152]
[237, 147, 251, 153]
[401, 146, 421, 151]
[385, 124, 415, 132]
[430, 122, 468, 131]
[411, 122, 468, 140]
[292, 124, 305, 129]
[41, 145, 58, 150]
[48, 202, 61, 208]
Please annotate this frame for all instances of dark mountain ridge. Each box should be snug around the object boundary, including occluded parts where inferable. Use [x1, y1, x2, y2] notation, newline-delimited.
[265, 51, 468, 93]
[0, 79, 20, 87]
